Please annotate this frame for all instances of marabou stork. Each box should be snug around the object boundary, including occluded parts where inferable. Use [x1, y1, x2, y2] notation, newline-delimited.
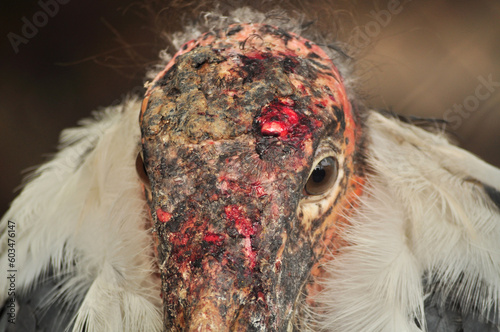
[1, 10, 500, 332]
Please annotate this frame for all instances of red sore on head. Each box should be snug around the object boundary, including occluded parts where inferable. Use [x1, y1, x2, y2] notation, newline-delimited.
[156, 208, 172, 223]
[261, 121, 288, 137]
[143, 24, 357, 155]
[257, 98, 303, 138]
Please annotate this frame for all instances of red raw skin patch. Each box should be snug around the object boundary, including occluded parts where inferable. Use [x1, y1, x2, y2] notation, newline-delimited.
[261, 122, 287, 136]
[224, 205, 255, 237]
[256, 97, 322, 151]
[252, 182, 267, 198]
[156, 208, 172, 223]
[224, 205, 257, 269]
[203, 233, 225, 246]
[258, 98, 300, 138]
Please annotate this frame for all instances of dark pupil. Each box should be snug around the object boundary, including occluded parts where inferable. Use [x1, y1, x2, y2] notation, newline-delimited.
[305, 156, 337, 196]
[312, 167, 326, 183]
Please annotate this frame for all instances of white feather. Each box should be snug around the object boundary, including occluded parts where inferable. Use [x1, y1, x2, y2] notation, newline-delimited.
[0, 97, 162, 331]
[308, 111, 500, 331]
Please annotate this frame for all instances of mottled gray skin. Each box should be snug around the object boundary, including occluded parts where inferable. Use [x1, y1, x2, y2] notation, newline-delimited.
[140, 24, 359, 331]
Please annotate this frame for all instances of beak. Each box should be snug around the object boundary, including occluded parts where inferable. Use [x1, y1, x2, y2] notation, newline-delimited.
[143, 137, 315, 331]
[138, 23, 361, 330]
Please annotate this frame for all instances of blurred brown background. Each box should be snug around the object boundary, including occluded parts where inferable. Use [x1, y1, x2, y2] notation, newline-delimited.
[1, 0, 499, 214]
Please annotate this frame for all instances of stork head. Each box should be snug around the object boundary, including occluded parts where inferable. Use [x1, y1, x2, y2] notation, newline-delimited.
[139, 23, 363, 330]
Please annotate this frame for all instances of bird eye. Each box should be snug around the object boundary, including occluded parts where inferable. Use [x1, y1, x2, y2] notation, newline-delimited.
[136, 152, 150, 187]
[305, 157, 338, 196]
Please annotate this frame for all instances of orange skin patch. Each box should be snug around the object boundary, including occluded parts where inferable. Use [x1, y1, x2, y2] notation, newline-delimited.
[305, 175, 366, 306]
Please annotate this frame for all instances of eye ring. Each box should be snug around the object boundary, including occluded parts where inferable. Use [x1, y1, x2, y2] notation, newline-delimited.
[136, 152, 151, 187]
[304, 156, 338, 196]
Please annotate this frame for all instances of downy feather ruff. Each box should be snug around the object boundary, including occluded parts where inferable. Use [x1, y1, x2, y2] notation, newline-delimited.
[0, 98, 162, 331]
[307, 111, 500, 331]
